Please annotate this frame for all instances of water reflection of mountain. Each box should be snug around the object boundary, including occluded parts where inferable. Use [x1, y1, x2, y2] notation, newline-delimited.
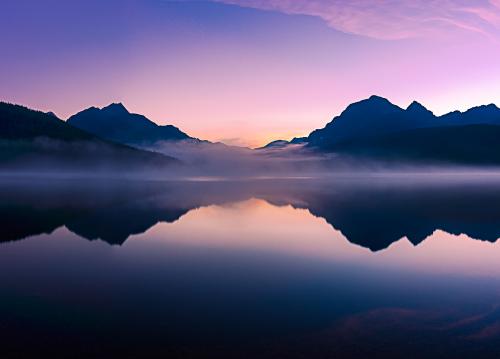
[272, 179, 500, 251]
[2, 178, 500, 250]
[0, 179, 255, 245]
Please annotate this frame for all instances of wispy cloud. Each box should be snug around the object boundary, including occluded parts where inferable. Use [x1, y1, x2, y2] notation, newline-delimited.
[214, 0, 500, 40]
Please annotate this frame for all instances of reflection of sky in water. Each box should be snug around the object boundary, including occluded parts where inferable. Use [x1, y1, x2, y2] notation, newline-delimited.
[2, 186, 500, 357]
[130, 198, 500, 278]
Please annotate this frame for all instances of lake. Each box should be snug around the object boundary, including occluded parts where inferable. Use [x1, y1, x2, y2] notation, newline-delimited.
[2, 176, 500, 358]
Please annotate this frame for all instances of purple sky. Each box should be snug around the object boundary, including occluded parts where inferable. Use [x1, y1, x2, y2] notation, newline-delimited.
[1, 0, 499, 147]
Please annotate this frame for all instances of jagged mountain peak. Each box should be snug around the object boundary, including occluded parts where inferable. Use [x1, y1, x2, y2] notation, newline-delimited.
[101, 102, 129, 114]
[368, 94, 391, 102]
[67, 103, 192, 145]
[46, 111, 59, 119]
[406, 101, 434, 116]
[465, 103, 500, 114]
[340, 95, 402, 117]
[407, 100, 425, 111]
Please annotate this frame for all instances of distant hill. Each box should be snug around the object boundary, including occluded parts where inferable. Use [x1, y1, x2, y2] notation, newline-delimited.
[67, 103, 193, 146]
[0, 102, 178, 171]
[257, 140, 291, 150]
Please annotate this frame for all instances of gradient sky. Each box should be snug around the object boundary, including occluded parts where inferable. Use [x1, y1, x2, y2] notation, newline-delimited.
[1, 0, 499, 147]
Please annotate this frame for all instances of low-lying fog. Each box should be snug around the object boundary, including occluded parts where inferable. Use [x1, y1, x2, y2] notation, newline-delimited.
[141, 139, 500, 180]
[3, 138, 500, 180]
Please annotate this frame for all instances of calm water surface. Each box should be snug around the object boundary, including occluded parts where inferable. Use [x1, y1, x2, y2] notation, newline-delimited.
[2, 177, 500, 358]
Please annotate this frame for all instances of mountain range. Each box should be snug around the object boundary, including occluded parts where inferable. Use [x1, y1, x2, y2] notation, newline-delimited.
[2, 95, 500, 171]
[308, 95, 500, 146]
[272, 95, 500, 164]
[0, 102, 178, 171]
[67, 103, 195, 146]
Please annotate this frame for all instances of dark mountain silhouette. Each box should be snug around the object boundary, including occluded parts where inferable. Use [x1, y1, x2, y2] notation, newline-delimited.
[2, 179, 500, 251]
[67, 103, 193, 146]
[290, 136, 308, 144]
[306, 96, 500, 148]
[0, 102, 178, 171]
[306, 95, 439, 148]
[440, 104, 500, 125]
[1, 102, 97, 141]
[304, 97, 500, 163]
[262, 96, 500, 164]
[405, 100, 435, 118]
[331, 124, 500, 164]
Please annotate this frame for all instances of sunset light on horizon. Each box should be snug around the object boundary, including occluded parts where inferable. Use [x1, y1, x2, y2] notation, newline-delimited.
[2, 0, 500, 147]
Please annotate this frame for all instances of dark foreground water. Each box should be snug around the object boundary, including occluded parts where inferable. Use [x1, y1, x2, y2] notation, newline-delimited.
[2, 176, 500, 358]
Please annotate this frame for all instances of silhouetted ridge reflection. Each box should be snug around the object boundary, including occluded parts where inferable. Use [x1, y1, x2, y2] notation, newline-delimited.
[1, 177, 500, 250]
[0, 179, 257, 245]
[273, 179, 500, 251]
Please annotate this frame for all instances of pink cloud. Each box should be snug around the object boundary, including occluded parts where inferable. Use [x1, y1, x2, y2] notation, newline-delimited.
[215, 0, 500, 40]
[462, 1, 500, 29]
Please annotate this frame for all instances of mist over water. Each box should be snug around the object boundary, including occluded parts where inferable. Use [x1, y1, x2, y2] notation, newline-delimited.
[141, 139, 330, 177]
[6, 136, 498, 180]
